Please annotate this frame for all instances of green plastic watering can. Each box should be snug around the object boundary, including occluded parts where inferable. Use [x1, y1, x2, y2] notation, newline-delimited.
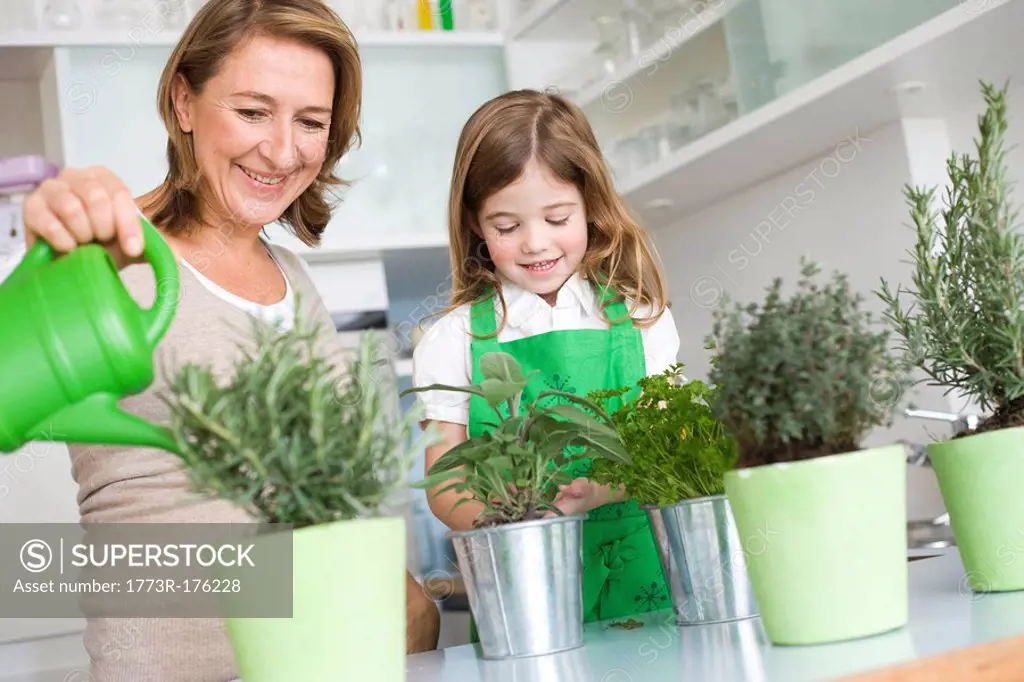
[0, 216, 182, 455]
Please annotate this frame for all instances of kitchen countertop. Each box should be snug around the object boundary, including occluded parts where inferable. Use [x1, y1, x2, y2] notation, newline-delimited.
[405, 547, 1024, 681]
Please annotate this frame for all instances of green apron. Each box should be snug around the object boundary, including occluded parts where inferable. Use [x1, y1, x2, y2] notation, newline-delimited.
[465, 284, 670, 640]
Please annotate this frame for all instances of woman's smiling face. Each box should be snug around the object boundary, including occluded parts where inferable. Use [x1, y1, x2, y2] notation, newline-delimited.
[172, 34, 335, 228]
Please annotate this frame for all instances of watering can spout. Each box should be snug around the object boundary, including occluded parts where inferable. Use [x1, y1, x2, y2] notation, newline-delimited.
[25, 394, 183, 455]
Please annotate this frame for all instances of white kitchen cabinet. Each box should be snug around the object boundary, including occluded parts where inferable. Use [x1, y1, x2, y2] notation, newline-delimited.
[499, 0, 1011, 229]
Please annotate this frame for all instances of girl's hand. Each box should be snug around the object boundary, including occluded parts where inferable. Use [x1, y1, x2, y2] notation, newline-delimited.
[551, 478, 626, 516]
[22, 166, 149, 269]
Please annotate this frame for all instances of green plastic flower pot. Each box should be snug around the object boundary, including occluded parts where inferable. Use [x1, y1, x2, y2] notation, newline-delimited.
[928, 426, 1024, 592]
[723, 444, 908, 645]
[217, 516, 407, 682]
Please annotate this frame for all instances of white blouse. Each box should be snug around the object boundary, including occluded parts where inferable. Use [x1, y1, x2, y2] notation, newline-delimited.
[412, 272, 681, 426]
[178, 239, 312, 332]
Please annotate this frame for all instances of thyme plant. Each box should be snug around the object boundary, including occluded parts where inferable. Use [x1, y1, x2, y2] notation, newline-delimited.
[707, 258, 913, 468]
[403, 352, 631, 528]
[878, 82, 1024, 434]
[161, 307, 429, 529]
[587, 365, 738, 506]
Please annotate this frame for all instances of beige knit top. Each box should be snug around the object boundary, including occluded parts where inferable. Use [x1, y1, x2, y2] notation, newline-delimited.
[67, 243, 345, 682]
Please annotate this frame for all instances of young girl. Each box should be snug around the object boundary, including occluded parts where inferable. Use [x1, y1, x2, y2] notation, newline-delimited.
[412, 89, 680, 625]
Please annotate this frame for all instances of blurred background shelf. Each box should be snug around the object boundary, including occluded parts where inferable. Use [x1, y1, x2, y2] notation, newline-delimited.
[617, 0, 1024, 227]
[0, 29, 505, 47]
[566, 0, 737, 112]
[501, 0, 1004, 229]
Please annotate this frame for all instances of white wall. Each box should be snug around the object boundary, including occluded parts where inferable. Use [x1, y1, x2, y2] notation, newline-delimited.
[650, 118, 946, 520]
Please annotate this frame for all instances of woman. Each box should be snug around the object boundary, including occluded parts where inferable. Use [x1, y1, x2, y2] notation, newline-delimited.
[19, 1, 439, 679]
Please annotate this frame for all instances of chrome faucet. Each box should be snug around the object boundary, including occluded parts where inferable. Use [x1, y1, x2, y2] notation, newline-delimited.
[900, 407, 982, 542]
[903, 408, 981, 437]
[898, 408, 981, 467]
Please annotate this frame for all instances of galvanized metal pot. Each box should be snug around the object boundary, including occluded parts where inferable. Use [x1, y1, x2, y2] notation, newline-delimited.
[645, 494, 759, 625]
[448, 514, 584, 660]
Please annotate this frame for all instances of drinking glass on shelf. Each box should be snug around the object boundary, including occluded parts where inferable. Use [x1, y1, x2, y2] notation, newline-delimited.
[659, 109, 694, 153]
[719, 78, 740, 121]
[582, 14, 624, 90]
[620, 0, 653, 58]
[383, 0, 414, 31]
[610, 133, 659, 178]
[636, 123, 672, 162]
[694, 78, 732, 133]
[669, 87, 702, 138]
[43, 0, 84, 30]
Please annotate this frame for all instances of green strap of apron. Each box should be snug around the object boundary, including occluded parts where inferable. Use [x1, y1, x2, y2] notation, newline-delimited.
[468, 282, 638, 384]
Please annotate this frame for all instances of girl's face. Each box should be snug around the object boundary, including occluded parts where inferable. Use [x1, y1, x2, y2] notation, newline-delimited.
[476, 157, 588, 305]
[172, 34, 334, 230]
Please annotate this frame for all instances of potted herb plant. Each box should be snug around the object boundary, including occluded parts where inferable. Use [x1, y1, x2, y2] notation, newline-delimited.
[160, 307, 431, 682]
[878, 81, 1024, 594]
[586, 365, 758, 626]
[402, 351, 631, 660]
[708, 257, 914, 646]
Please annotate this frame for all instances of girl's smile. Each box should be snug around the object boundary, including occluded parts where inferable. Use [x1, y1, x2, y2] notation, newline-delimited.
[521, 256, 563, 275]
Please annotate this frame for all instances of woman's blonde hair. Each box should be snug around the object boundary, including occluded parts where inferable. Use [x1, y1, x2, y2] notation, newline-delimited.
[150, 0, 362, 244]
[446, 89, 669, 329]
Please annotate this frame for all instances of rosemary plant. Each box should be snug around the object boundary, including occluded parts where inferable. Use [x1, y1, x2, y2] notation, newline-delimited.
[161, 306, 430, 529]
[402, 352, 631, 528]
[878, 81, 1024, 434]
[707, 258, 913, 468]
[587, 365, 738, 506]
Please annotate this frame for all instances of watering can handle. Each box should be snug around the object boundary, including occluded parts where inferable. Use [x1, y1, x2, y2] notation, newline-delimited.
[135, 216, 179, 348]
[11, 215, 179, 348]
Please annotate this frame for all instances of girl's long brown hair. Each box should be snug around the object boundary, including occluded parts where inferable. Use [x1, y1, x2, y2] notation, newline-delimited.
[446, 89, 669, 330]
[149, 0, 362, 244]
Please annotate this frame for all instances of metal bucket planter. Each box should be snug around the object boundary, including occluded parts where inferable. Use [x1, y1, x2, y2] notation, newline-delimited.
[645, 494, 759, 625]
[449, 514, 584, 660]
